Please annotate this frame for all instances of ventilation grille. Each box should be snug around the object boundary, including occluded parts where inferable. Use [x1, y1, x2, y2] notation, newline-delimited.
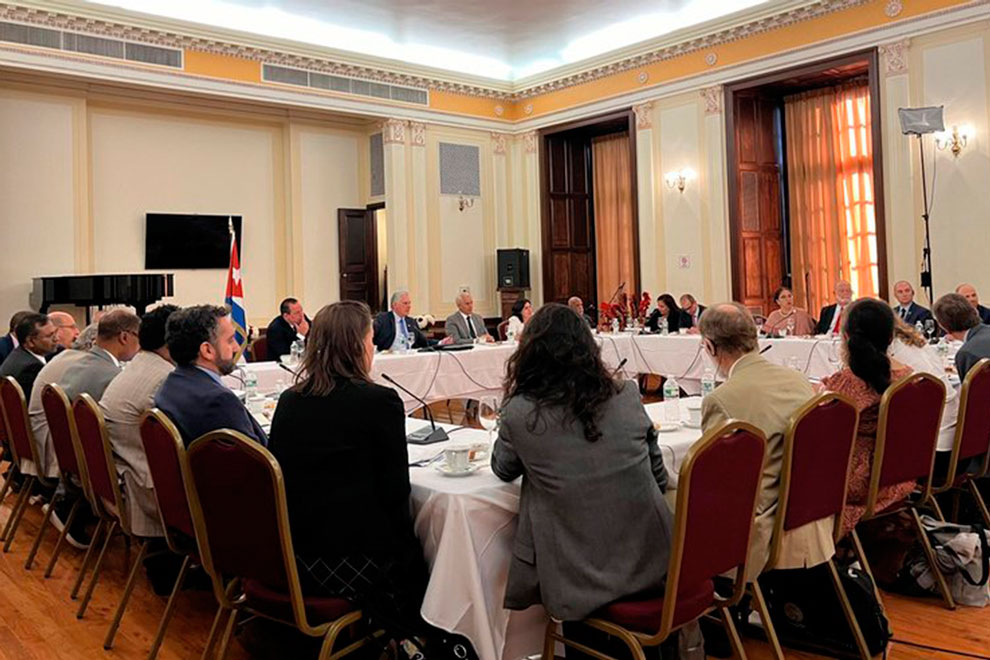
[263, 64, 429, 106]
[370, 133, 385, 197]
[0, 20, 182, 68]
[439, 143, 480, 196]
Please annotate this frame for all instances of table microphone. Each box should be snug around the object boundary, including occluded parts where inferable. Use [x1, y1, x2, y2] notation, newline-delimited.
[611, 358, 629, 377]
[381, 373, 449, 445]
[759, 345, 773, 355]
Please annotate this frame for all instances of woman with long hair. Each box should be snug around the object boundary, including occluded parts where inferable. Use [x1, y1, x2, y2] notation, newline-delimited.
[763, 286, 816, 337]
[646, 293, 692, 333]
[492, 303, 673, 627]
[821, 299, 915, 534]
[506, 297, 532, 338]
[268, 301, 432, 648]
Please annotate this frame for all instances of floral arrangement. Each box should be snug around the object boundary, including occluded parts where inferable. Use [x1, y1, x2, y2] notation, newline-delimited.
[634, 291, 652, 324]
[415, 314, 435, 330]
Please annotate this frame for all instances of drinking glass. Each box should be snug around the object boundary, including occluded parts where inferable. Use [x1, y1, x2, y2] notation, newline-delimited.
[479, 396, 499, 443]
[924, 319, 936, 343]
[786, 316, 796, 337]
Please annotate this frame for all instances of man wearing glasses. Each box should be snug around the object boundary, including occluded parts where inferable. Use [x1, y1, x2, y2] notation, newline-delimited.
[59, 309, 141, 402]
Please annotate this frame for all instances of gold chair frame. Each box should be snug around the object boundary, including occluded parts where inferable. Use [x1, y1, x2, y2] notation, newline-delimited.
[542, 421, 767, 660]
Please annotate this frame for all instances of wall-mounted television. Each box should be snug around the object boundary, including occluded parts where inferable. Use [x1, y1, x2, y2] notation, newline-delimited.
[145, 213, 242, 269]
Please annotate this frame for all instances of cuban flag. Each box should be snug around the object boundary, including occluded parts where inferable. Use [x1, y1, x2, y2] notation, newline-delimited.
[224, 218, 248, 353]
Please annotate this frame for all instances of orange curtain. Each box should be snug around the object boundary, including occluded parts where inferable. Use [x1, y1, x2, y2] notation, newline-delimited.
[785, 82, 878, 314]
[592, 134, 636, 303]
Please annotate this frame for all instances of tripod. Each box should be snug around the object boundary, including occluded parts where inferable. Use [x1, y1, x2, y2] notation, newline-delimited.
[917, 134, 934, 306]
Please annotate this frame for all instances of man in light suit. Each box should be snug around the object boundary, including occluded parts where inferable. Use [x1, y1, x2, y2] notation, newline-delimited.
[155, 305, 267, 447]
[935, 293, 990, 381]
[699, 303, 831, 580]
[59, 310, 141, 402]
[444, 291, 493, 344]
[815, 280, 854, 335]
[0, 313, 58, 400]
[0, 311, 32, 366]
[956, 283, 990, 325]
[372, 290, 432, 351]
[892, 280, 932, 326]
[100, 305, 179, 538]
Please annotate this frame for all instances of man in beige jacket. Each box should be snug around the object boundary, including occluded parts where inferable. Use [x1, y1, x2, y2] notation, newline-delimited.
[698, 302, 833, 580]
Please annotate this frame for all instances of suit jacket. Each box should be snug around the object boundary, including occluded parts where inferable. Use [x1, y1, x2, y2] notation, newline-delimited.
[444, 311, 488, 344]
[60, 346, 122, 402]
[0, 334, 15, 366]
[893, 302, 932, 326]
[978, 305, 990, 325]
[646, 308, 692, 333]
[0, 346, 45, 400]
[492, 381, 674, 620]
[265, 316, 304, 362]
[372, 311, 430, 351]
[154, 365, 267, 447]
[701, 352, 830, 579]
[28, 349, 89, 478]
[815, 303, 843, 335]
[956, 324, 990, 381]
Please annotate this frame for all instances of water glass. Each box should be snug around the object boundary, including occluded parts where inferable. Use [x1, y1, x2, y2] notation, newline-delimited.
[479, 396, 499, 442]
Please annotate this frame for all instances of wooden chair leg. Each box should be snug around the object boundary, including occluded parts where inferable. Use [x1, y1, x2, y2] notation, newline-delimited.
[201, 604, 227, 660]
[2, 475, 35, 551]
[147, 554, 190, 660]
[71, 518, 105, 599]
[749, 581, 784, 660]
[104, 538, 149, 649]
[849, 529, 886, 613]
[968, 480, 990, 527]
[541, 619, 557, 660]
[76, 520, 118, 619]
[910, 507, 956, 609]
[44, 498, 80, 578]
[721, 606, 748, 660]
[24, 492, 59, 569]
[827, 558, 873, 660]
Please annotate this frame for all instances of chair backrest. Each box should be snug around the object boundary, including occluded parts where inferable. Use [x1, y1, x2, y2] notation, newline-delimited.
[948, 359, 990, 481]
[139, 409, 197, 555]
[869, 372, 945, 515]
[73, 394, 125, 526]
[250, 336, 268, 362]
[186, 430, 310, 628]
[772, 393, 858, 562]
[659, 421, 766, 637]
[0, 376, 40, 467]
[40, 384, 84, 480]
[497, 320, 509, 341]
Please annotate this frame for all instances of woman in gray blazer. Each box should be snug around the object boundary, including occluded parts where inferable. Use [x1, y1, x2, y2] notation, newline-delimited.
[491, 303, 674, 624]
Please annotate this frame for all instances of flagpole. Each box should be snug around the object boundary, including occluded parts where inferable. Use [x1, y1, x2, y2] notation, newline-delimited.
[227, 216, 247, 364]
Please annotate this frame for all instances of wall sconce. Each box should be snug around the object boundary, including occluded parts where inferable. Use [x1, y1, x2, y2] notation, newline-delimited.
[935, 125, 970, 157]
[457, 193, 476, 212]
[664, 168, 695, 192]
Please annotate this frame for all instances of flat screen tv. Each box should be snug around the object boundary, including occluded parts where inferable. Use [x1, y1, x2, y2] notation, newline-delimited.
[145, 213, 242, 269]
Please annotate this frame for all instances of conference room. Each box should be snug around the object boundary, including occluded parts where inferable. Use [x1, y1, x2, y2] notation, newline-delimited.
[1, 1, 990, 659]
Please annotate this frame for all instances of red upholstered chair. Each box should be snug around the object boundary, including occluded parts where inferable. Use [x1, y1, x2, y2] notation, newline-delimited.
[249, 336, 269, 362]
[0, 376, 56, 551]
[185, 430, 381, 660]
[749, 393, 869, 660]
[139, 409, 202, 659]
[543, 421, 767, 660]
[71, 393, 157, 649]
[854, 372, 952, 608]
[932, 359, 990, 525]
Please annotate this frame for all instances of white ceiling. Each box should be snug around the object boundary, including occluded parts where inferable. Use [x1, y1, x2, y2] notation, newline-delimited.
[81, 0, 772, 81]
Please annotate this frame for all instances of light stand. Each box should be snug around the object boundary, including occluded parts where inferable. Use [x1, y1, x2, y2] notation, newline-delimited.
[917, 135, 934, 306]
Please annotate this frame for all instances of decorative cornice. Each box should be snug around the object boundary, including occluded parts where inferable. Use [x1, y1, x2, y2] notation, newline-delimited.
[878, 39, 909, 75]
[632, 102, 654, 130]
[409, 121, 426, 147]
[382, 118, 407, 145]
[490, 131, 507, 155]
[885, 0, 905, 18]
[523, 132, 538, 155]
[701, 86, 723, 115]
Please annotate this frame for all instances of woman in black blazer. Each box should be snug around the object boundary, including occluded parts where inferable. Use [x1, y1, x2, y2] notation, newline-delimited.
[646, 292, 693, 333]
[268, 300, 428, 642]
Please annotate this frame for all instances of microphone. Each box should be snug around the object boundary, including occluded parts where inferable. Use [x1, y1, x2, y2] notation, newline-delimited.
[611, 358, 629, 377]
[277, 362, 298, 377]
[759, 345, 773, 355]
[606, 281, 626, 306]
[381, 373, 449, 445]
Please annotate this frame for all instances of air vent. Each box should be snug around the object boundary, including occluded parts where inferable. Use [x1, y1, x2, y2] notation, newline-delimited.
[262, 63, 429, 106]
[0, 21, 182, 69]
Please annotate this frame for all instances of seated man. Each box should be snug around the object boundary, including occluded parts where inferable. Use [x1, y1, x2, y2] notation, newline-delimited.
[266, 297, 310, 362]
[155, 305, 267, 447]
[444, 291, 493, 344]
[100, 305, 179, 538]
[699, 303, 829, 579]
[679, 293, 706, 328]
[892, 280, 932, 326]
[47, 311, 80, 358]
[60, 309, 141, 402]
[373, 290, 431, 351]
[0, 311, 33, 366]
[955, 283, 990, 325]
[0, 313, 58, 399]
[568, 296, 594, 328]
[934, 293, 990, 380]
[815, 280, 854, 335]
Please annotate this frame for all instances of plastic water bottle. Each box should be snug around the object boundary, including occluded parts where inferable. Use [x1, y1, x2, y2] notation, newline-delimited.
[659, 316, 669, 336]
[290, 338, 305, 362]
[701, 368, 716, 398]
[611, 317, 620, 334]
[662, 375, 680, 423]
[937, 336, 951, 369]
[243, 368, 258, 400]
[399, 332, 410, 354]
[914, 320, 925, 338]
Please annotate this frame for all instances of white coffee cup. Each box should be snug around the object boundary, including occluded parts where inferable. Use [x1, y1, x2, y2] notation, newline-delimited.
[678, 328, 688, 335]
[685, 399, 703, 427]
[444, 446, 472, 472]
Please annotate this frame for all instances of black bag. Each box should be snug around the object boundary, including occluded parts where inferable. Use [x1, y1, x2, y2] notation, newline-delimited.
[757, 563, 890, 658]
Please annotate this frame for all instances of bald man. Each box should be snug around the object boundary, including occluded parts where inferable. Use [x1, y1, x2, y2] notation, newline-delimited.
[955, 283, 990, 325]
[892, 281, 931, 326]
[47, 311, 80, 358]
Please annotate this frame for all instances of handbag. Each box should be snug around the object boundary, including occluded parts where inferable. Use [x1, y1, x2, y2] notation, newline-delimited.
[903, 515, 990, 607]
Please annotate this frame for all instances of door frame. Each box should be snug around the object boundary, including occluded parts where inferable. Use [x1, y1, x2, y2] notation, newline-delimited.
[337, 205, 381, 311]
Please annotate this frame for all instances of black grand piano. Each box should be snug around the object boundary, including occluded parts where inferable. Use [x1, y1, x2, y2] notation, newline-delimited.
[32, 273, 174, 323]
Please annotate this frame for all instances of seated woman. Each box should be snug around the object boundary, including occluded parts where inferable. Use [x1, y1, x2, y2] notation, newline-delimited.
[505, 298, 532, 339]
[492, 303, 674, 625]
[821, 299, 915, 536]
[268, 300, 430, 643]
[646, 293, 692, 333]
[763, 286, 816, 337]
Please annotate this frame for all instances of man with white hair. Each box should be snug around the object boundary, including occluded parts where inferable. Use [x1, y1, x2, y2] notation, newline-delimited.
[444, 291, 493, 344]
[373, 290, 432, 351]
[815, 280, 854, 335]
[568, 296, 594, 328]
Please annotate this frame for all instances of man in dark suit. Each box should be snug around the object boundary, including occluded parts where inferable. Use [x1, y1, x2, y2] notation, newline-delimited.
[935, 293, 990, 381]
[0, 313, 58, 399]
[0, 311, 33, 366]
[892, 280, 932, 326]
[815, 280, 854, 335]
[155, 305, 267, 447]
[956, 283, 990, 325]
[373, 290, 432, 351]
[266, 297, 310, 362]
[568, 296, 595, 328]
[680, 293, 707, 330]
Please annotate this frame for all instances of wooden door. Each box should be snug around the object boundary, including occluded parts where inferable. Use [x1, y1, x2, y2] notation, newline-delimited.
[542, 133, 596, 306]
[729, 94, 785, 316]
[337, 208, 379, 310]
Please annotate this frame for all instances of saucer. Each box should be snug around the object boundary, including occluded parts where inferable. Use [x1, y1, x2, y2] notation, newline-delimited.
[655, 421, 682, 433]
[435, 463, 481, 477]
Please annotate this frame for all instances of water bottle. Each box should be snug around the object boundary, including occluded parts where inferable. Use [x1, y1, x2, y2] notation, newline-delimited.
[291, 338, 305, 362]
[659, 316, 669, 336]
[914, 320, 925, 338]
[701, 368, 716, 398]
[243, 368, 258, 400]
[937, 336, 950, 369]
[400, 332, 410, 354]
[611, 317, 620, 334]
[662, 375, 680, 424]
